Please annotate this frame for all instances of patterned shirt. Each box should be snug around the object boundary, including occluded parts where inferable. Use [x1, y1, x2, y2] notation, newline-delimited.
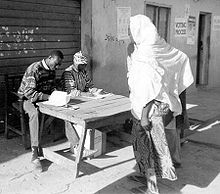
[61, 65, 93, 96]
[18, 60, 56, 103]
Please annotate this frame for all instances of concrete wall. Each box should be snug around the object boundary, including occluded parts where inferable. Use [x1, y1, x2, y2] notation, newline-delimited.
[91, 0, 141, 96]
[81, 0, 93, 75]
[83, 0, 220, 96]
[0, 0, 81, 106]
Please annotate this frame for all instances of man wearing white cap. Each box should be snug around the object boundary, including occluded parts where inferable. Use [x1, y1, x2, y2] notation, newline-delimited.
[61, 50, 98, 157]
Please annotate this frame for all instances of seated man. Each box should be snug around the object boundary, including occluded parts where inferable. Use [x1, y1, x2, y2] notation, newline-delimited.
[18, 50, 64, 172]
[61, 50, 98, 157]
[61, 50, 98, 97]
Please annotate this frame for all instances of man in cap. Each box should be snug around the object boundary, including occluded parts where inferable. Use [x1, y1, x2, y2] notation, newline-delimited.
[61, 50, 98, 157]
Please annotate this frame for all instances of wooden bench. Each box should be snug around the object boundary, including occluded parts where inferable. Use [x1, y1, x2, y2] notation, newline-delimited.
[4, 73, 30, 149]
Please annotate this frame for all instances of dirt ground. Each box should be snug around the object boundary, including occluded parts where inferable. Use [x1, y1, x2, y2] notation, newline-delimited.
[1, 87, 220, 194]
[1, 129, 220, 194]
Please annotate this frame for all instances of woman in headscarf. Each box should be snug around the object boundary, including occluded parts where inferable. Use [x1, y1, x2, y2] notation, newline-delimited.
[127, 15, 194, 193]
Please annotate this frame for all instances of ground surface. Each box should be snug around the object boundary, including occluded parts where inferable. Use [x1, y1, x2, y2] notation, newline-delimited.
[1, 87, 220, 194]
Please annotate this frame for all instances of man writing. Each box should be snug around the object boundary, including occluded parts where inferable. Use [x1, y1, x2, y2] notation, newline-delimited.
[61, 51, 97, 158]
[18, 50, 64, 172]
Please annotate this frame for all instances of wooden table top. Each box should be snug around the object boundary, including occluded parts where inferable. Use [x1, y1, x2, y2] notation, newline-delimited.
[38, 94, 131, 124]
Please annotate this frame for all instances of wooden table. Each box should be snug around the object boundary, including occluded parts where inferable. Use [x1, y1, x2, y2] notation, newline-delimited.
[38, 94, 131, 179]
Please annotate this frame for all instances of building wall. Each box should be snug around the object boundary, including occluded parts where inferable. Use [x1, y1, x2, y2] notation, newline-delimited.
[86, 0, 220, 96]
[0, 0, 81, 75]
[81, 0, 92, 75]
[0, 0, 81, 105]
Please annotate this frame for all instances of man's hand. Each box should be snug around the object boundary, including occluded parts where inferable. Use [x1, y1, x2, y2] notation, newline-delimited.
[89, 88, 98, 94]
[70, 90, 80, 98]
[141, 118, 152, 132]
[42, 94, 50, 101]
[80, 92, 95, 97]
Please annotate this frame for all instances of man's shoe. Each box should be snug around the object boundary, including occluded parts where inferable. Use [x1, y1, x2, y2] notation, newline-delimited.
[31, 158, 43, 172]
[70, 145, 98, 158]
[37, 145, 44, 157]
[31, 146, 43, 172]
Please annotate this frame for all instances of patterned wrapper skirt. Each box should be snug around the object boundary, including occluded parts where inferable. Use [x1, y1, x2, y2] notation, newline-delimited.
[132, 103, 177, 193]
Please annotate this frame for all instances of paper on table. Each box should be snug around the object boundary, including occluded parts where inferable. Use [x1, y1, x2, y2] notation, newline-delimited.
[84, 89, 112, 99]
[42, 91, 71, 107]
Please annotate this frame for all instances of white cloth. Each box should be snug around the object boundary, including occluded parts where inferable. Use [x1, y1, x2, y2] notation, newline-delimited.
[42, 59, 49, 70]
[128, 15, 194, 119]
[73, 51, 88, 67]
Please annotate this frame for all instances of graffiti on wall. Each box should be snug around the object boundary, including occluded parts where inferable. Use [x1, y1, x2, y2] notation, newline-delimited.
[105, 33, 125, 45]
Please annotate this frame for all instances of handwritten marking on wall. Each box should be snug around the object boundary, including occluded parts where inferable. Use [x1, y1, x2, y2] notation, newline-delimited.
[105, 34, 125, 45]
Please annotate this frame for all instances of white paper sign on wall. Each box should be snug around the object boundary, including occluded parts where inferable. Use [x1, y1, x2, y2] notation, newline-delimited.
[213, 16, 220, 31]
[117, 7, 131, 40]
[187, 16, 196, 45]
[175, 17, 187, 37]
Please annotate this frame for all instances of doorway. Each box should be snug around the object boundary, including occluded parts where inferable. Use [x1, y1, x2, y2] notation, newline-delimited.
[196, 12, 211, 86]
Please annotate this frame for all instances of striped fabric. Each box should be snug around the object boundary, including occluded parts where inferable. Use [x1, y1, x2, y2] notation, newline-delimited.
[61, 65, 93, 96]
[18, 60, 56, 102]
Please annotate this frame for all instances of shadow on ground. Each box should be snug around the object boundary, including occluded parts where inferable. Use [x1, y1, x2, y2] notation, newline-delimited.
[92, 137, 220, 194]
[1, 124, 220, 194]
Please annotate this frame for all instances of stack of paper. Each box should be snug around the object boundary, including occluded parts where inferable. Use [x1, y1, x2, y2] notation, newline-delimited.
[85, 89, 112, 99]
[42, 91, 70, 106]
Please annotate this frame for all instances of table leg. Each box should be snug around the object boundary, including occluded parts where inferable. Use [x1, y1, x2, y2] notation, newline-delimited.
[39, 113, 45, 144]
[73, 121, 87, 179]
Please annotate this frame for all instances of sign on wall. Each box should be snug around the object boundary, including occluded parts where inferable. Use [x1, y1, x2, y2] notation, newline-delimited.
[213, 16, 220, 31]
[175, 17, 187, 37]
[185, 4, 190, 19]
[117, 7, 131, 40]
[187, 16, 196, 45]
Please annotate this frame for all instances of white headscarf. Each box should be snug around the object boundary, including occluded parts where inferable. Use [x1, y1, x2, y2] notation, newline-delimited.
[70, 51, 88, 72]
[128, 15, 194, 119]
[73, 51, 88, 65]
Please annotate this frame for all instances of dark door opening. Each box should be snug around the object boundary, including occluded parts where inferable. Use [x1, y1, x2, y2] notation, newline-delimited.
[196, 12, 211, 86]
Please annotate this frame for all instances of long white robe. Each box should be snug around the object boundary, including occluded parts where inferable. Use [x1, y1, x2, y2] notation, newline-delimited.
[128, 15, 194, 119]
